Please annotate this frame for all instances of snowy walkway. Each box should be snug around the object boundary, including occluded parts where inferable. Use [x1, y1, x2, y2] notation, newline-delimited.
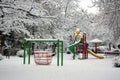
[0, 54, 120, 80]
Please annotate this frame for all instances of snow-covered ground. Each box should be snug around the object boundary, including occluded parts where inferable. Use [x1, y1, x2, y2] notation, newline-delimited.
[0, 53, 120, 80]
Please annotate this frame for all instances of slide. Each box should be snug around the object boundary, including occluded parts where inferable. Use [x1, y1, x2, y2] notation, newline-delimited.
[68, 41, 80, 54]
[87, 49, 104, 59]
[68, 41, 80, 59]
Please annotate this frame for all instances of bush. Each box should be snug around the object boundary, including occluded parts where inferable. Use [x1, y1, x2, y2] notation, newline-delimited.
[16, 50, 27, 57]
[118, 44, 120, 49]
[0, 54, 4, 60]
[113, 56, 120, 67]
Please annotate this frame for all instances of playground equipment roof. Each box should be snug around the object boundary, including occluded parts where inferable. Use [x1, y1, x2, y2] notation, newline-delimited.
[89, 38, 103, 43]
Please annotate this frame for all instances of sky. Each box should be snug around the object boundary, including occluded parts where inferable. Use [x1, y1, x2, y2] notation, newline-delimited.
[79, 0, 99, 14]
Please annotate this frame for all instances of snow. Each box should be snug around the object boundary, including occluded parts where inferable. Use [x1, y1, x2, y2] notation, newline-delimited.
[16, 50, 27, 57]
[0, 54, 120, 80]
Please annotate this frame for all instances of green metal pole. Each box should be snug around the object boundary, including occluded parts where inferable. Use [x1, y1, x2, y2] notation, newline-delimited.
[23, 39, 26, 64]
[28, 41, 31, 64]
[57, 39, 60, 66]
[61, 41, 64, 66]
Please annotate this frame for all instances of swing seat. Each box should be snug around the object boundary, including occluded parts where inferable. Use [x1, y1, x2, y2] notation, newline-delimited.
[34, 51, 52, 65]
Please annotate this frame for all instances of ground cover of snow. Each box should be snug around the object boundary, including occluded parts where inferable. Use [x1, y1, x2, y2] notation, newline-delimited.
[0, 53, 120, 80]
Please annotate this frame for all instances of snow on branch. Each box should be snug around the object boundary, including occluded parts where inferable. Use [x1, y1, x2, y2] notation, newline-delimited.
[0, 2, 56, 19]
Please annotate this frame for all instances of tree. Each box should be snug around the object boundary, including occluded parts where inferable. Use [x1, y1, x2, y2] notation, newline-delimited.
[0, 0, 61, 55]
[0, 0, 59, 37]
[95, 0, 120, 43]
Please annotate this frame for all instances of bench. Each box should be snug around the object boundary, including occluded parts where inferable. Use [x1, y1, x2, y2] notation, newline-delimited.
[104, 52, 120, 57]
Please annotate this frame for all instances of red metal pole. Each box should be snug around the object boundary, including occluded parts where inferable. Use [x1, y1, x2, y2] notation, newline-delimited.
[95, 43, 97, 54]
[82, 33, 87, 59]
[84, 33, 88, 59]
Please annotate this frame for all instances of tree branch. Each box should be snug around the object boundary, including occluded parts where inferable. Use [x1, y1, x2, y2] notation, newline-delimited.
[65, 0, 70, 17]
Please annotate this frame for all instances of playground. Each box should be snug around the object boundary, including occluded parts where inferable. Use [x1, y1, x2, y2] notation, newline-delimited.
[0, 0, 120, 80]
[0, 40, 120, 80]
[22, 29, 105, 66]
[0, 29, 120, 80]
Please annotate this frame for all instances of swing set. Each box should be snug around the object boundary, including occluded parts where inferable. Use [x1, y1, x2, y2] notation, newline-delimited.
[23, 39, 64, 66]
